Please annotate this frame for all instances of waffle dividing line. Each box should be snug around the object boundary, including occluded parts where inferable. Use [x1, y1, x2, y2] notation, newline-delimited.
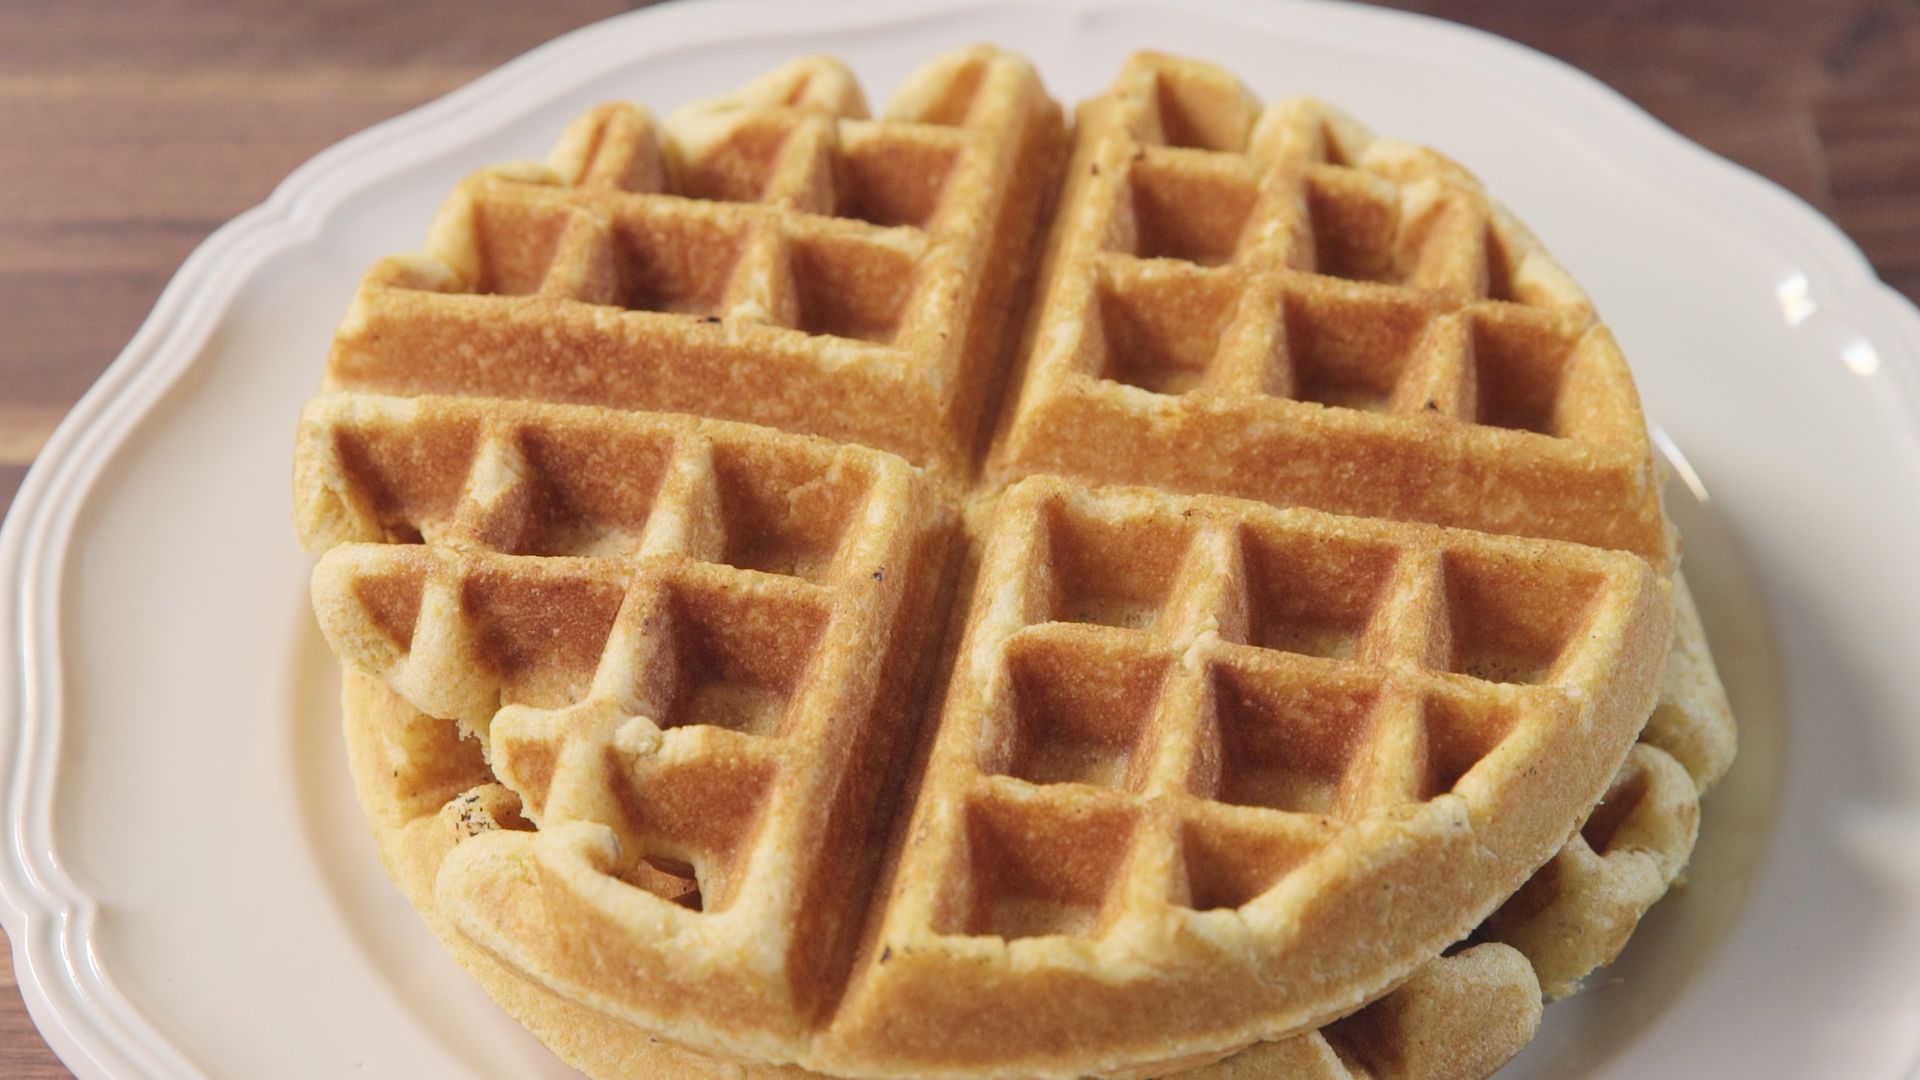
[295, 47, 1731, 1080]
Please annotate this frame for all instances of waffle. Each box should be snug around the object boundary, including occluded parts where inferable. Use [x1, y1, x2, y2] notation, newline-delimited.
[306, 391, 956, 1052]
[296, 47, 1735, 1080]
[989, 54, 1668, 564]
[323, 48, 1063, 478]
[810, 476, 1662, 1076]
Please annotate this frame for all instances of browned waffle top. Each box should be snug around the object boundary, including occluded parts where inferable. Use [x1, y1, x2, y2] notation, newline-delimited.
[294, 48, 1712, 1080]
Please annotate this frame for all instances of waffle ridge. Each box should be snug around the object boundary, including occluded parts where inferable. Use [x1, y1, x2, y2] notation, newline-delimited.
[991, 53, 1669, 564]
[297, 48, 1734, 1080]
[304, 390, 954, 1052]
[325, 48, 1063, 478]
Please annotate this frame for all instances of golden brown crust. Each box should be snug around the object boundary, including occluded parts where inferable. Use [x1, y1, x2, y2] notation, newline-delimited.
[989, 54, 1668, 566]
[313, 430, 1664, 1074]
[321, 50, 1064, 483]
[344, 581, 1727, 1080]
[303, 47, 1737, 1080]
[807, 478, 1665, 1076]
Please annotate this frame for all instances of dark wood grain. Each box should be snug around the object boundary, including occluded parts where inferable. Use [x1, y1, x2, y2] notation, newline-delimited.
[0, 2, 1915, 1074]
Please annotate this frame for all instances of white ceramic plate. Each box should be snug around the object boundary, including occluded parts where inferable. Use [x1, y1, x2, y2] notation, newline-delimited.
[4, 1, 1918, 1076]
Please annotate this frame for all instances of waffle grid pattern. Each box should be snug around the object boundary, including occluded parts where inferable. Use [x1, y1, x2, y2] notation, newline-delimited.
[824, 476, 1662, 1071]
[325, 48, 1061, 476]
[992, 53, 1668, 563]
[303, 391, 950, 1042]
[295, 48, 1724, 1080]
[339, 613, 1718, 1080]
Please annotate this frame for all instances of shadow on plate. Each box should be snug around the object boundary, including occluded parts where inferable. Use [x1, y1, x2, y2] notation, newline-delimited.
[1504, 467, 1788, 1077]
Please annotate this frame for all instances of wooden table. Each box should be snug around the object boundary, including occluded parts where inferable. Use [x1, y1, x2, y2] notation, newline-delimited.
[1, 1, 1915, 1073]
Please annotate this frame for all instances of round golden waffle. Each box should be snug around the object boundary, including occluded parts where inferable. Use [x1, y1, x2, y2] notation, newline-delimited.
[296, 48, 1732, 1079]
